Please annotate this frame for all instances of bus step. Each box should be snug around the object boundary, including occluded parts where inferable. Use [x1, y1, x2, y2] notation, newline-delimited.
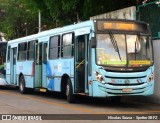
[34, 88, 47, 93]
[76, 93, 89, 96]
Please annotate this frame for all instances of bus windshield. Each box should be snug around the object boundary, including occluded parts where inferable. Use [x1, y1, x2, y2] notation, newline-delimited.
[96, 33, 153, 67]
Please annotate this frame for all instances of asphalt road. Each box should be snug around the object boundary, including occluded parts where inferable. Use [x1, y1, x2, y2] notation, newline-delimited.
[0, 86, 160, 123]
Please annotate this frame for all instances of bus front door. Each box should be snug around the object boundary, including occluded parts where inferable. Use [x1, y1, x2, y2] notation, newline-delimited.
[10, 47, 17, 85]
[75, 35, 89, 93]
[34, 43, 42, 88]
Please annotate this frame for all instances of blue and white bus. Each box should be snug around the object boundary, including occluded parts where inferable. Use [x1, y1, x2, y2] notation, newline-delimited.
[0, 41, 7, 85]
[5, 19, 154, 103]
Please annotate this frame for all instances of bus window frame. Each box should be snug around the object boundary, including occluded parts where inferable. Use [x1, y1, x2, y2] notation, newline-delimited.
[7, 46, 11, 62]
[18, 42, 27, 61]
[27, 40, 37, 61]
[94, 32, 153, 72]
[49, 35, 60, 60]
[61, 32, 74, 58]
[43, 43, 48, 64]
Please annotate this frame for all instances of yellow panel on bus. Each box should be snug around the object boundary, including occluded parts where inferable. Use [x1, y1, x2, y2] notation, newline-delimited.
[101, 60, 126, 65]
[129, 60, 151, 65]
[103, 22, 137, 31]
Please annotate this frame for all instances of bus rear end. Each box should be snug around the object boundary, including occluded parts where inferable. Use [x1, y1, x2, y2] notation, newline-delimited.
[92, 20, 154, 98]
[0, 42, 7, 85]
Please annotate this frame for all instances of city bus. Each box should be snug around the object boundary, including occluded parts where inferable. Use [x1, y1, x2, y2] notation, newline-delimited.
[0, 41, 7, 85]
[5, 19, 154, 103]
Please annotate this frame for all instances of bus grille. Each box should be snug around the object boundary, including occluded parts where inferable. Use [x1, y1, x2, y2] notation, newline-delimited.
[107, 82, 145, 86]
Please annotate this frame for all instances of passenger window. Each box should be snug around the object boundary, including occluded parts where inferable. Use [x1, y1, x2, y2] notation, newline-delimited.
[27, 41, 36, 60]
[18, 42, 27, 61]
[49, 36, 60, 59]
[7, 46, 10, 62]
[62, 33, 74, 58]
[77, 36, 85, 62]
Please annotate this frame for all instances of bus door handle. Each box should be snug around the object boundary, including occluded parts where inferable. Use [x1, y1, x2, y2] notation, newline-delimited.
[76, 59, 85, 69]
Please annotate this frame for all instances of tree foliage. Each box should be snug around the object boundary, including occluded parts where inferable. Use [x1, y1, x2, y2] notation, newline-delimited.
[0, 0, 39, 39]
[0, 0, 146, 39]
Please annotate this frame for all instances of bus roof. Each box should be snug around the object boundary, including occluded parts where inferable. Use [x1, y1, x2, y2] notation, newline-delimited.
[7, 19, 150, 45]
[7, 20, 94, 45]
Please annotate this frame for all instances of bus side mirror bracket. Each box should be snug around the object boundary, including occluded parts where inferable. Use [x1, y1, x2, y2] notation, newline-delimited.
[91, 37, 96, 48]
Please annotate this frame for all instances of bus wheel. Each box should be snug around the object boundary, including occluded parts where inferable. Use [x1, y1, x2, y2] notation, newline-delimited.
[66, 78, 75, 103]
[19, 75, 26, 94]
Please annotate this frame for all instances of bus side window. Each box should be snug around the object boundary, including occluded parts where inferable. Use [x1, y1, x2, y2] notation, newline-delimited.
[18, 42, 27, 61]
[13, 48, 17, 65]
[49, 35, 60, 59]
[7, 46, 10, 62]
[0, 51, 5, 65]
[43, 43, 47, 64]
[62, 33, 74, 58]
[27, 40, 36, 60]
[77, 36, 85, 62]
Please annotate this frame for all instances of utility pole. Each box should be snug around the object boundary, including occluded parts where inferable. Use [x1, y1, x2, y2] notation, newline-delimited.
[38, 10, 41, 32]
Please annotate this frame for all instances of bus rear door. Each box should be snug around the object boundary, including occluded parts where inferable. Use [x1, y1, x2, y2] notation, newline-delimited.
[42, 42, 47, 88]
[10, 47, 17, 85]
[34, 42, 47, 89]
[34, 43, 42, 88]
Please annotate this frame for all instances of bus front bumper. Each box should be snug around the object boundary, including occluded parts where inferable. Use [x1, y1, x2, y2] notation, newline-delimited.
[92, 81, 154, 97]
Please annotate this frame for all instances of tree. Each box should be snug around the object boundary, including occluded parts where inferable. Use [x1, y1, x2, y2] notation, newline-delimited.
[0, 0, 144, 39]
[0, 0, 39, 39]
[35, 0, 139, 26]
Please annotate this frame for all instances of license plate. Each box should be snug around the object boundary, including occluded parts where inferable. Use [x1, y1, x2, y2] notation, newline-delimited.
[122, 88, 132, 92]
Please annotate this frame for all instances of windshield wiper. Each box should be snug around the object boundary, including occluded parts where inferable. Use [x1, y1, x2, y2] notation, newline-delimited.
[109, 31, 122, 61]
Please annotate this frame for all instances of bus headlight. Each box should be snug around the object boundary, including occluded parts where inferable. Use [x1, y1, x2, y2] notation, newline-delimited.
[147, 73, 154, 83]
[94, 71, 106, 84]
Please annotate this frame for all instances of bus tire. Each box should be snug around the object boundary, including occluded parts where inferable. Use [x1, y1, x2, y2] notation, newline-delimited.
[19, 75, 27, 94]
[66, 78, 75, 103]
